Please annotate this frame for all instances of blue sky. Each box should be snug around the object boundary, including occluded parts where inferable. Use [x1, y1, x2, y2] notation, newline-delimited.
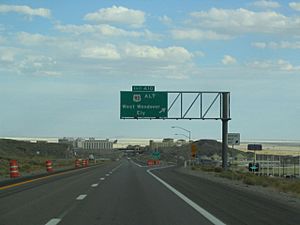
[0, 0, 300, 140]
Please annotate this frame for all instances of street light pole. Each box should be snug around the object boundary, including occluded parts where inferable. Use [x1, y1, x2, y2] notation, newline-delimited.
[171, 126, 191, 142]
[174, 133, 189, 140]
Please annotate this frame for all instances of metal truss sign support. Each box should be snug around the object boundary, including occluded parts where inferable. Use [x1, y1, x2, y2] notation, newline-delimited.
[120, 88, 231, 170]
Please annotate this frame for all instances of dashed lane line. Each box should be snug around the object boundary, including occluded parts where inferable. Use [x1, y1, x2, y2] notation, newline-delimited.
[45, 218, 61, 225]
[76, 194, 87, 200]
[112, 163, 123, 171]
[45, 163, 123, 225]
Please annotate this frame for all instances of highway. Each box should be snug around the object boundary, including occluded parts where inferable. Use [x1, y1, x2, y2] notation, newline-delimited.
[0, 159, 299, 225]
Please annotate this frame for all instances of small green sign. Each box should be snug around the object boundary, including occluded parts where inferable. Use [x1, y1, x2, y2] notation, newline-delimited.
[152, 151, 160, 159]
[132, 86, 155, 92]
[120, 91, 168, 119]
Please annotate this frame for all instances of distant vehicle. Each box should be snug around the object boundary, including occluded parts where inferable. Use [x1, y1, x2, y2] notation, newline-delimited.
[88, 154, 95, 160]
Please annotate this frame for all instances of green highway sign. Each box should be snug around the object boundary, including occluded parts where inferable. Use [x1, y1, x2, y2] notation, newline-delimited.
[120, 91, 168, 119]
[152, 151, 160, 159]
[248, 163, 259, 172]
[132, 86, 155, 92]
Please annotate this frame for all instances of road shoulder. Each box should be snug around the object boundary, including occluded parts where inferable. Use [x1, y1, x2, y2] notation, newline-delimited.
[176, 167, 300, 210]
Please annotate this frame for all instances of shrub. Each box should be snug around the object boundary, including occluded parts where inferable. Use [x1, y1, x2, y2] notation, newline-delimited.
[214, 167, 222, 173]
[243, 176, 255, 185]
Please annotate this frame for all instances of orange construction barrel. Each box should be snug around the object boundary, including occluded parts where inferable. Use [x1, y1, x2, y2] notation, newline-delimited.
[45, 160, 54, 172]
[75, 159, 81, 168]
[82, 159, 88, 167]
[9, 160, 20, 178]
[147, 159, 154, 166]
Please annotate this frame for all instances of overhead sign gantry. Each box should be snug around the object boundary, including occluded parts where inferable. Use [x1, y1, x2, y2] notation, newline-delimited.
[120, 86, 231, 169]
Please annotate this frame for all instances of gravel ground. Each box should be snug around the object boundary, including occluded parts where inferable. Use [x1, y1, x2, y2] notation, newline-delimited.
[176, 166, 300, 210]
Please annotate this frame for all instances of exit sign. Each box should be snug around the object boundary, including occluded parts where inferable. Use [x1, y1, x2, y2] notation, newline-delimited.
[120, 91, 168, 119]
[132, 86, 155, 92]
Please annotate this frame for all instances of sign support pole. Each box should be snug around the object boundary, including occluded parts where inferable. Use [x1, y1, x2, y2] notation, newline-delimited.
[221, 92, 230, 170]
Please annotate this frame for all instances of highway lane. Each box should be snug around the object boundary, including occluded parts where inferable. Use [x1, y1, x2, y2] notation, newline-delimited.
[0, 161, 121, 225]
[153, 167, 300, 225]
[0, 159, 215, 225]
[2, 158, 298, 225]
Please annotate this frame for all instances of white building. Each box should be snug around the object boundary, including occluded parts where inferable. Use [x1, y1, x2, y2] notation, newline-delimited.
[77, 138, 113, 150]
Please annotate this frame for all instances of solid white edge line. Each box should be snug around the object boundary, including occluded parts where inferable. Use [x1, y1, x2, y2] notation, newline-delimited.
[76, 194, 87, 200]
[147, 168, 226, 225]
[131, 160, 142, 167]
[45, 218, 61, 225]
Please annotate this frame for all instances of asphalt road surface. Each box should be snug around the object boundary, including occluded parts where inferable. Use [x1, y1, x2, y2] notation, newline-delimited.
[0, 159, 299, 225]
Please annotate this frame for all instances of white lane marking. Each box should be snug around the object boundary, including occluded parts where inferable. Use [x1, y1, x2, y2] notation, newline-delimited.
[112, 163, 123, 171]
[147, 169, 226, 225]
[100, 177, 105, 180]
[105, 173, 110, 176]
[131, 160, 147, 168]
[76, 194, 87, 200]
[45, 218, 61, 225]
[109, 171, 113, 174]
[91, 183, 99, 187]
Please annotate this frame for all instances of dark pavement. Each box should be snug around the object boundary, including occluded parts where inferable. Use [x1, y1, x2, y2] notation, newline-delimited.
[0, 160, 212, 225]
[0, 159, 299, 225]
[153, 167, 300, 225]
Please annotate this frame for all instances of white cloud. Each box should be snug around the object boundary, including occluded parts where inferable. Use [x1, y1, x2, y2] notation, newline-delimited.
[159, 15, 172, 25]
[0, 35, 6, 44]
[247, 59, 300, 71]
[37, 71, 61, 76]
[252, 41, 300, 49]
[0, 48, 15, 62]
[222, 55, 237, 65]
[17, 32, 55, 45]
[81, 44, 121, 60]
[0, 4, 51, 18]
[54, 24, 161, 40]
[84, 6, 145, 28]
[171, 29, 231, 40]
[289, 2, 300, 11]
[252, 0, 280, 9]
[194, 50, 205, 57]
[18, 55, 57, 71]
[123, 44, 193, 62]
[252, 42, 267, 48]
[189, 8, 300, 35]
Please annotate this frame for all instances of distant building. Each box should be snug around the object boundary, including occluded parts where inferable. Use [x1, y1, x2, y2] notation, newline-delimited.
[59, 137, 113, 150]
[58, 137, 75, 147]
[176, 139, 186, 146]
[149, 138, 176, 149]
[78, 138, 113, 150]
[36, 140, 48, 144]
